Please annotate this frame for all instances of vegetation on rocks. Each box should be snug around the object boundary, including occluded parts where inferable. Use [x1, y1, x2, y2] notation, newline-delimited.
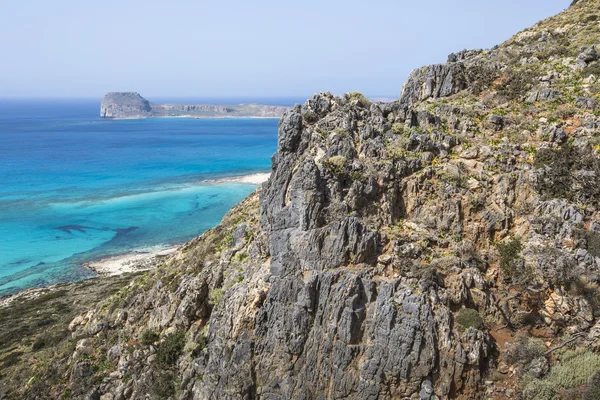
[0, 274, 137, 399]
[455, 308, 484, 331]
[496, 236, 523, 279]
[140, 328, 160, 345]
[322, 155, 347, 176]
[584, 371, 600, 400]
[3, 1, 600, 399]
[157, 332, 186, 367]
[522, 349, 600, 399]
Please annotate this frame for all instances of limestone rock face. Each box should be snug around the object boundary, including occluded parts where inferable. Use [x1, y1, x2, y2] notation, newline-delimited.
[100, 92, 152, 119]
[400, 57, 501, 106]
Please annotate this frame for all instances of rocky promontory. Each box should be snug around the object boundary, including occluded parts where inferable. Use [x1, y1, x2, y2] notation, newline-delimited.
[100, 92, 290, 119]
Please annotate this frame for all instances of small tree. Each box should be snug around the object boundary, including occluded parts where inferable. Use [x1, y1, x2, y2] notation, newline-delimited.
[497, 237, 522, 278]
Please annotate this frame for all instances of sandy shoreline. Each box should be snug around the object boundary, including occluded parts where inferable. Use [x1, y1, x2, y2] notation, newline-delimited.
[83, 245, 180, 277]
[204, 172, 271, 185]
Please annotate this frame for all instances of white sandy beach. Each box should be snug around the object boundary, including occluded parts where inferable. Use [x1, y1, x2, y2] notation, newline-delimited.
[83, 246, 179, 277]
[206, 172, 271, 185]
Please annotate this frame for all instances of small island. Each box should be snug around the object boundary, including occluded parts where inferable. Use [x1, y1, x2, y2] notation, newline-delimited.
[100, 92, 290, 119]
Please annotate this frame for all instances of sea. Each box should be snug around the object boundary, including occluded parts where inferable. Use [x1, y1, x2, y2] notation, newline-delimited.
[0, 97, 302, 296]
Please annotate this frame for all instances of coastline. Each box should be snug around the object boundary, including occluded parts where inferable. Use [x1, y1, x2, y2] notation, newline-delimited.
[0, 171, 271, 306]
[0, 281, 67, 308]
[73, 171, 271, 278]
[203, 172, 271, 185]
[0, 247, 177, 308]
[82, 245, 180, 277]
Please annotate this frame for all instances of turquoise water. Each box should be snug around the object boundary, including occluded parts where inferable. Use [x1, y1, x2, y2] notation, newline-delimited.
[0, 98, 293, 296]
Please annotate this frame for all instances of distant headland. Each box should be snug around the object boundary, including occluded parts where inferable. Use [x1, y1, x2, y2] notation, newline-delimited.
[100, 92, 290, 119]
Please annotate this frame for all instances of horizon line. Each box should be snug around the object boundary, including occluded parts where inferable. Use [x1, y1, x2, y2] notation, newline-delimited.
[0, 93, 400, 100]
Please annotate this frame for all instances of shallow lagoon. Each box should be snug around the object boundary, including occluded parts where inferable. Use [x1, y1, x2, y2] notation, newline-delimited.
[0, 98, 287, 295]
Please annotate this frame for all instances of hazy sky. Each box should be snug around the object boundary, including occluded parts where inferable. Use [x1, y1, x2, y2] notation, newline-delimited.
[1, 0, 568, 98]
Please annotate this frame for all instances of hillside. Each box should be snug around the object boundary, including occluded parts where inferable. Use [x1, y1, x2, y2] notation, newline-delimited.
[100, 92, 290, 119]
[3, 1, 600, 399]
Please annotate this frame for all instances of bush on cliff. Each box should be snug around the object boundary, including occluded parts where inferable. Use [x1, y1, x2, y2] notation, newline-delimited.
[140, 329, 160, 346]
[323, 156, 347, 176]
[455, 308, 483, 332]
[496, 237, 522, 279]
[584, 370, 600, 400]
[157, 332, 186, 368]
[345, 92, 371, 105]
[522, 349, 600, 400]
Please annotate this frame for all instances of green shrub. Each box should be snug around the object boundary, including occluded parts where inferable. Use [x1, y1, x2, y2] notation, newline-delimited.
[140, 328, 160, 345]
[455, 308, 483, 332]
[581, 62, 600, 78]
[391, 123, 406, 135]
[323, 155, 347, 176]
[521, 382, 556, 400]
[386, 138, 410, 160]
[497, 237, 522, 278]
[522, 349, 600, 400]
[467, 64, 500, 95]
[438, 167, 467, 188]
[497, 70, 537, 101]
[32, 336, 46, 351]
[567, 276, 600, 312]
[345, 92, 371, 105]
[575, 229, 600, 258]
[91, 354, 115, 382]
[209, 287, 225, 306]
[534, 146, 600, 204]
[28, 289, 68, 306]
[156, 332, 186, 368]
[232, 251, 248, 263]
[505, 334, 546, 366]
[153, 371, 176, 398]
[509, 310, 539, 328]
[1, 351, 23, 368]
[189, 333, 208, 359]
[555, 104, 578, 120]
[584, 370, 600, 400]
[350, 171, 366, 182]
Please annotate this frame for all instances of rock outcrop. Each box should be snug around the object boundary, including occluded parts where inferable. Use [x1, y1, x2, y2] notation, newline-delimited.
[101, 92, 153, 118]
[100, 92, 290, 119]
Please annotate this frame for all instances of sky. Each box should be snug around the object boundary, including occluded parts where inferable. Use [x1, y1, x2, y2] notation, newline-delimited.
[0, 0, 569, 98]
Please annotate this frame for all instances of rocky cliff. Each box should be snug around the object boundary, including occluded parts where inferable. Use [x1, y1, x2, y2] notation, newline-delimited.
[3, 1, 600, 399]
[100, 93, 290, 119]
[101, 92, 153, 118]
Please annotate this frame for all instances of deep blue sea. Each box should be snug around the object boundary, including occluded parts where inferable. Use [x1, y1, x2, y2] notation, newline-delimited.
[0, 97, 300, 296]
